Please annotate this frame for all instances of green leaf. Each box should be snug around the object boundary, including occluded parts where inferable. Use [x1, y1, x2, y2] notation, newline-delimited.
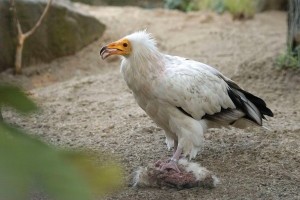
[0, 84, 122, 199]
[0, 123, 121, 200]
[64, 152, 123, 195]
[0, 84, 38, 113]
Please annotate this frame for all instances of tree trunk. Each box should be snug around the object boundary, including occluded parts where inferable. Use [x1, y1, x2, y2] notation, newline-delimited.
[287, 0, 300, 52]
[15, 35, 25, 74]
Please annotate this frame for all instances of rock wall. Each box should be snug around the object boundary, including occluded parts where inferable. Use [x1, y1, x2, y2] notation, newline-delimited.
[0, 0, 105, 71]
[70, 0, 163, 9]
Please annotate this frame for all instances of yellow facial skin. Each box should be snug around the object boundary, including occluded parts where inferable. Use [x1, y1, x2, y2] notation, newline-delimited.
[100, 38, 131, 59]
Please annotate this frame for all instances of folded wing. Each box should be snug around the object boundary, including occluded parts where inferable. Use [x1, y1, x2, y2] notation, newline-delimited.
[154, 55, 273, 126]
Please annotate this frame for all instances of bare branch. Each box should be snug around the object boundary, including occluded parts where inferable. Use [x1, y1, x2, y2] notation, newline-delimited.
[16, 18, 23, 36]
[9, 0, 23, 35]
[23, 0, 53, 39]
[9, 0, 53, 74]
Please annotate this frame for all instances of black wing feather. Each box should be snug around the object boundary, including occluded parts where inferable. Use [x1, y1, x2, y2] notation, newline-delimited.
[176, 76, 273, 127]
[226, 80, 273, 124]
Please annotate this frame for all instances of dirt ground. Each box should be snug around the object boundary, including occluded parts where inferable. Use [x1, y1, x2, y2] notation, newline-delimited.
[1, 4, 300, 200]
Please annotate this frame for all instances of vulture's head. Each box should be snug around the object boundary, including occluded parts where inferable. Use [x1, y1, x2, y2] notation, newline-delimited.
[100, 31, 158, 60]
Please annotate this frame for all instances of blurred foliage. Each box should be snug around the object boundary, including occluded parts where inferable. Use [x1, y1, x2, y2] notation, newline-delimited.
[223, 0, 255, 19]
[193, 0, 225, 13]
[0, 84, 38, 114]
[276, 47, 300, 68]
[164, 0, 194, 11]
[0, 84, 122, 200]
[165, 0, 256, 19]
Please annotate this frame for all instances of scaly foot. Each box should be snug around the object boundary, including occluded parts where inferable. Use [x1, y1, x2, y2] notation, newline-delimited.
[155, 159, 181, 173]
[155, 147, 183, 173]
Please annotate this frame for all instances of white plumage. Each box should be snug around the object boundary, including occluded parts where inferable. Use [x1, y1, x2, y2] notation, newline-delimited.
[100, 31, 273, 169]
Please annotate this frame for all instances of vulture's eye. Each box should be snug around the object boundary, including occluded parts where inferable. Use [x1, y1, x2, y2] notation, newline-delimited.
[123, 43, 128, 47]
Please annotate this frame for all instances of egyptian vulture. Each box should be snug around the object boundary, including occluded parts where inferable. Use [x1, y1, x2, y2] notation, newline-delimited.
[100, 31, 273, 172]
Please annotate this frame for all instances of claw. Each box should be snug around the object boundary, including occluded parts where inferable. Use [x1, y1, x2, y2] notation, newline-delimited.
[159, 160, 181, 173]
[156, 147, 183, 173]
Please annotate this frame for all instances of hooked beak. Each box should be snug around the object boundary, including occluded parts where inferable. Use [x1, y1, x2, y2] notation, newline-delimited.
[100, 39, 130, 60]
[100, 45, 122, 59]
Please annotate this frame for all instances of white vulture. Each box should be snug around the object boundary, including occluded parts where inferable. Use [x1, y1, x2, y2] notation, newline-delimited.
[100, 31, 273, 172]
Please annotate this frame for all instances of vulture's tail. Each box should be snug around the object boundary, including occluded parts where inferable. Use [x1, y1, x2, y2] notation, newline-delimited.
[226, 80, 273, 126]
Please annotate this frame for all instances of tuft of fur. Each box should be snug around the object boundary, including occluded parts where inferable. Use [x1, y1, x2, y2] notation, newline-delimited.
[132, 158, 219, 189]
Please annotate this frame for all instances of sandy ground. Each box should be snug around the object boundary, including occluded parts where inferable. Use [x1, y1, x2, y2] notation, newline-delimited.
[1, 5, 300, 200]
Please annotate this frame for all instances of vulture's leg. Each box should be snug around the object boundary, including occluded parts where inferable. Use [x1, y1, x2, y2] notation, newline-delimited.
[173, 140, 178, 154]
[160, 147, 182, 173]
[155, 140, 182, 172]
